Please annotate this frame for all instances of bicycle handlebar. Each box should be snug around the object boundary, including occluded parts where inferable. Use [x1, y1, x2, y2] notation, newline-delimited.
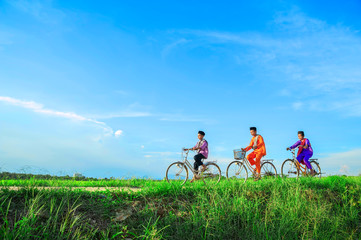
[182, 148, 194, 153]
[288, 146, 305, 151]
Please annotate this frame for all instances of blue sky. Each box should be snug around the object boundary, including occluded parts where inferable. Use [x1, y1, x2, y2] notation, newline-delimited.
[0, 0, 360, 178]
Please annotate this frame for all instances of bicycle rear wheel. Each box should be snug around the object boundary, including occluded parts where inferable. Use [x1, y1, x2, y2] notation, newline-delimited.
[226, 161, 248, 183]
[166, 162, 188, 185]
[281, 159, 299, 178]
[260, 161, 277, 179]
[309, 161, 321, 179]
[202, 162, 221, 183]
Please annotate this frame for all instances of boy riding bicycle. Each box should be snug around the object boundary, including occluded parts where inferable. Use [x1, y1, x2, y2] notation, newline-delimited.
[184, 130, 208, 182]
[241, 127, 266, 180]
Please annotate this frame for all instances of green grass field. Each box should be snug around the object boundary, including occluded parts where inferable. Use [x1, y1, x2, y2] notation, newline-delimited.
[0, 176, 360, 239]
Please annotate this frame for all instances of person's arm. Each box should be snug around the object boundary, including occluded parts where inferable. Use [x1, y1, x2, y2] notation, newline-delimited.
[191, 143, 199, 151]
[242, 139, 254, 152]
[184, 144, 196, 151]
[289, 140, 301, 150]
[303, 139, 310, 149]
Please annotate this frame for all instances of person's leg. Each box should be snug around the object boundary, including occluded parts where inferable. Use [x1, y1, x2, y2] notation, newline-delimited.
[302, 152, 313, 170]
[255, 153, 263, 174]
[194, 154, 204, 171]
[296, 152, 305, 164]
[247, 152, 256, 165]
[296, 152, 312, 169]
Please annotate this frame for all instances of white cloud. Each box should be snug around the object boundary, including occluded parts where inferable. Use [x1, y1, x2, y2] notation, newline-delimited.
[320, 148, 361, 175]
[0, 96, 118, 136]
[144, 155, 152, 158]
[114, 130, 123, 138]
[339, 165, 349, 175]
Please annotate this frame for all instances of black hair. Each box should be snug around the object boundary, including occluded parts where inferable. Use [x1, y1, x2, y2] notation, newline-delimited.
[198, 131, 205, 136]
[250, 127, 257, 131]
[298, 131, 305, 137]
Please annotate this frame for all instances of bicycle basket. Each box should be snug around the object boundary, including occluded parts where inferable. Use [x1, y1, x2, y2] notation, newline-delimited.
[233, 149, 245, 160]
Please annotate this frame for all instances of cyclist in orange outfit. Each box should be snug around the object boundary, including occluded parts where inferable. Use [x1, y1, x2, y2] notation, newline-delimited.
[242, 127, 266, 178]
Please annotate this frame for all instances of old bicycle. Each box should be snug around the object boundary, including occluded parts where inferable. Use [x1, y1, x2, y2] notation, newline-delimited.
[281, 148, 321, 178]
[165, 149, 221, 185]
[226, 149, 277, 182]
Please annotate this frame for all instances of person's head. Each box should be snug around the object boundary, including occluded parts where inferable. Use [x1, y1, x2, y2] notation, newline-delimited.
[250, 127, 257, 137]
[198, 131, 205, 140]
[298, 131, 305, 140]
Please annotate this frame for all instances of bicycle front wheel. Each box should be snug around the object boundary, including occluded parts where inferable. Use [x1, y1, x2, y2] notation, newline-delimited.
[166, 162, 188, 185]
[202, 163, 221, 183]
[260, 161, 277, 179]
[309, 161, 321, 179]
[281, 159, 299, 178]
[226, 161, 248, 183]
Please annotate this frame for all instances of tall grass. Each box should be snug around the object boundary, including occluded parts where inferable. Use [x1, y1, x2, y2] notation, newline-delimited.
[0, 178, 154, 188]
[0, 176, 360, 239]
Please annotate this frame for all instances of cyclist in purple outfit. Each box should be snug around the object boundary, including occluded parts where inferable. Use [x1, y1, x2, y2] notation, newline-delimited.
[287, 131, 316, 175]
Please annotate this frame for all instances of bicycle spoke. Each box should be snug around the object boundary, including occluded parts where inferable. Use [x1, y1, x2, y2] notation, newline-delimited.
[309, 161, 322, 179]
[261, 162, 277, 178]
[203, 163, 221, 183]
[226, 161, 247, 182]
[281, 159, 299, 178]
[166, 162, 188, 185]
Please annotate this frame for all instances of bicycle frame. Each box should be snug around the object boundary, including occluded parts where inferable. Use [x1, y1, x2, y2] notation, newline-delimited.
[290, 149, 309, 175]
[236, 153, 258, 176]
[181, 150, 200, 175]
[234, 150, 275, 176]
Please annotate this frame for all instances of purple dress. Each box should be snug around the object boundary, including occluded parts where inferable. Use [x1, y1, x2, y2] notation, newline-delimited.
[289, 138, 313, 169]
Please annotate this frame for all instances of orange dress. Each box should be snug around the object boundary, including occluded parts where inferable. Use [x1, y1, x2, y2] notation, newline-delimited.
[244, 135, 266, 174]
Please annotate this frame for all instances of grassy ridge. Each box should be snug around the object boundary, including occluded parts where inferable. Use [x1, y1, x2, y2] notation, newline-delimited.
[0, 176, 360, 239]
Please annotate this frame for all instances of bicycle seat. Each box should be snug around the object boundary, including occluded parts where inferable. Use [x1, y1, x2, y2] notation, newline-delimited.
[204, 160, 217, 165]
[261, 159, 274, 163]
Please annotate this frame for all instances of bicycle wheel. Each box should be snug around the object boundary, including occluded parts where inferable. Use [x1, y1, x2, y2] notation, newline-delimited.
[202, 162, 221, 183]
[309, 161, 321, 179]
[226, 161, 248, 183]
[166, 162, 188, 185]
[281, 159, 299, 178]
[260, 161, 277, 179]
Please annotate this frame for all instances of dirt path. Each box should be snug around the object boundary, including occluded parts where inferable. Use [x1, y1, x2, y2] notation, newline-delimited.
[0, 186, 141, 192]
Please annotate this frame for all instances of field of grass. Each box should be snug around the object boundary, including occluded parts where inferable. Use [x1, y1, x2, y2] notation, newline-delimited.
[0, 176, 360, 239]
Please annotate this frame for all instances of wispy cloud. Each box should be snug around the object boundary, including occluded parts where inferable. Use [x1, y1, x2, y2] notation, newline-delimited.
[161, 38, 189, 58]
[166, 8, 361, 117]
[145, 151, 180, 156]
[93, 112, 152, 119]
[159, 113, 214, 124]
[292, 102, 304, 110]
[6, 0, 66, 25]
[0, 96, 121, 136]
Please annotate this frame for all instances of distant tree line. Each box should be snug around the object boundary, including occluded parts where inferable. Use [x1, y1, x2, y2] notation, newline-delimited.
[0, 172, 110, 181]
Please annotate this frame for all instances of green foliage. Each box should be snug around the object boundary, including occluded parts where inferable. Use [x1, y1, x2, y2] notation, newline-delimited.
[0, 176, 360, 239]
